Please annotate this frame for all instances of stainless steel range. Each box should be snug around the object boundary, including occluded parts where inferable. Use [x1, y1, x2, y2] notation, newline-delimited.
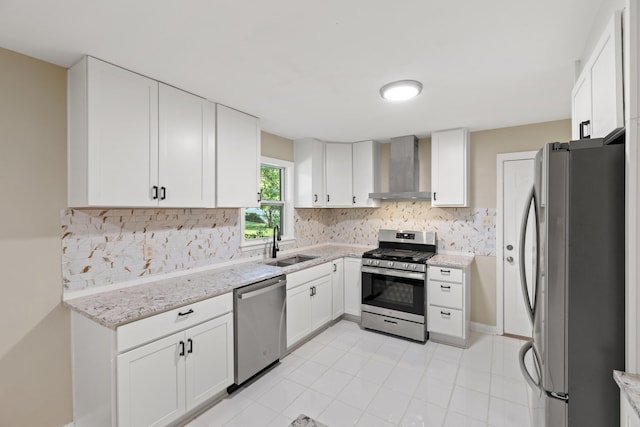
[361, 229, 436, 342]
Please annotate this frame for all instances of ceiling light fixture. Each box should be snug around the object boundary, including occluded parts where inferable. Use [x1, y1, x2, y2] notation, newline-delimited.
[380, 80, 423, 101]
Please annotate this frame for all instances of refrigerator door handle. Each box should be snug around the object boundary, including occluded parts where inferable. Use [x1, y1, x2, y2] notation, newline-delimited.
[519, 186, 539, 323]
[519, 340, 543, 394]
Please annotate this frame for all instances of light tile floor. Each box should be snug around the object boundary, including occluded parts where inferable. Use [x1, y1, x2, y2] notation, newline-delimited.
[186, 320, 532, 427]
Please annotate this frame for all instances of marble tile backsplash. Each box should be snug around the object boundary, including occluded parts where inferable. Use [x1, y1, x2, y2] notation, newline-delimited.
[325, 202, 496, 256]
[61, 203, 495, 292]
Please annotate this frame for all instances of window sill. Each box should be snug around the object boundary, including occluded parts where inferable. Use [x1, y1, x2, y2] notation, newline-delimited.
[239, 236, 296, 252]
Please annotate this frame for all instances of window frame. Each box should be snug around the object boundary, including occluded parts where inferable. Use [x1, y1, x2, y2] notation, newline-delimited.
[240, 156, 295, 250]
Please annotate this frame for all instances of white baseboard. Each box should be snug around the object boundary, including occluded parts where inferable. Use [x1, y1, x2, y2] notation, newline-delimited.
[62, 422, 74, 427]
[470, 321, 499, 335]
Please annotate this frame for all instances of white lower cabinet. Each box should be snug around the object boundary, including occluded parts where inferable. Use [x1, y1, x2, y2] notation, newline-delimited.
[343, 257, 362, 317]
[332, 259, 345, 319]
[71, 293, 234, 427]
[621, 391, 640, 427]
[286, 262, 333, 348]
[117, 331, 186, 427]
[427, 265, 470, 348]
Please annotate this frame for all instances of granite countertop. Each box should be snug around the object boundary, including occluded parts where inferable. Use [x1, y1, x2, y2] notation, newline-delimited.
[614, 370, 640, 419]
[427, 253, 474, 269]
[64, 244, 369, 329]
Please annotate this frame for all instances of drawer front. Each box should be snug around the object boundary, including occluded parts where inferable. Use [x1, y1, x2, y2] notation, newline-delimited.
[428, 266, 463, 283]
[117, 293, 233, 353]
[428, 306, 463, 337]
[428, 280, 463, 309]
[286, 262, 333, 290]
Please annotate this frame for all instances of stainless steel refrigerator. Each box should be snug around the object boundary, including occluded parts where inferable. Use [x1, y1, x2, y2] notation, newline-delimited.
[518, 135, 625, 427]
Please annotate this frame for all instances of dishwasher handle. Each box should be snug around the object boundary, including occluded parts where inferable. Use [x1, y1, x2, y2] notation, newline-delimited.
[237, 278, 286, 300]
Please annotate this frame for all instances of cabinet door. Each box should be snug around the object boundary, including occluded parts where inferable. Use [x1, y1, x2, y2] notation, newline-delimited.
[286, 285, 313, 348]
[311, 275, 333, 329]
[325, 143, 353, 207]
[294, 138, 325, 207]
[85, 57, 159, 207]
[589, 11, 623, 138]
[117, 332, 185, 427]
[352, 140, 380, 208]
[159, 84, 214, 208]
[431, 128, 469, 207]
[571, 73, 592, 139]
[216, 104, 260, 207]
[343, 258, 362, 316]
[332, 259, 345, 319]
[185, 313, 234, 410]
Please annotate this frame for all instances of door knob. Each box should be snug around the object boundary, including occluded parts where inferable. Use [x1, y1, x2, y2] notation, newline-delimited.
[506, 245, 514, 251]
[506, 256, 514, 263]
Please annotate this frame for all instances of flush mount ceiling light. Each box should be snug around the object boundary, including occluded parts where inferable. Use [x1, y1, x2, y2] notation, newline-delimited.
[380, 80, 423, 101]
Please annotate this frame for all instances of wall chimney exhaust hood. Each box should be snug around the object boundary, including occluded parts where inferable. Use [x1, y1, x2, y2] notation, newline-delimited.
[369, 135, 431, 200]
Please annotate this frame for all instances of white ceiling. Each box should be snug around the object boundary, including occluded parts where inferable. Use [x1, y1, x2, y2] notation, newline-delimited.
[0, 0, 606, 142]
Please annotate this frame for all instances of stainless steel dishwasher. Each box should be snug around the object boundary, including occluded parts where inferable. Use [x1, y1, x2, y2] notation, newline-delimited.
[229, 274, 287, 391]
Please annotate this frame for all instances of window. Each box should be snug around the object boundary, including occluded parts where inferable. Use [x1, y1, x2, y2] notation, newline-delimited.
[242, 157, 294, 247]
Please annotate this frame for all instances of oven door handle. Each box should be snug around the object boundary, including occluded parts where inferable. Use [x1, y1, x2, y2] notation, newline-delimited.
[361, 266, 426, 281]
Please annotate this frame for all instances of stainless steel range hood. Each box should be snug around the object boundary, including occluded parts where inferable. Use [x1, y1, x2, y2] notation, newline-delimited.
[369, 135, 431, 200]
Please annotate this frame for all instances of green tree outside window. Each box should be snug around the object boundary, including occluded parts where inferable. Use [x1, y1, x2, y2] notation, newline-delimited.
[245, 165, 284, 239]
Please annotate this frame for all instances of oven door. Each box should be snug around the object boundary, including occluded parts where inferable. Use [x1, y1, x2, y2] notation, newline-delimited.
[361, 266, 426, 316]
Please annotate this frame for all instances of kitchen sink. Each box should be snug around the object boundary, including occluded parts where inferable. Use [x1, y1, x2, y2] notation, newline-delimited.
[266, 254, 318, 267]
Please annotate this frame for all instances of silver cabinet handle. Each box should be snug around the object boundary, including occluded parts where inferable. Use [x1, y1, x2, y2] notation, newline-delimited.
[440, 311, 451, 317]
[440, 285, 451, 291]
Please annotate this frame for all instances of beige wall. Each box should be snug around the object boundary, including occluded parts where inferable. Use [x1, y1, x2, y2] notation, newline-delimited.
[470, 119, 571, 326]
[470, 119, 572, 208]
[0, 48, 71, 426]
[261, 131, 294, 161]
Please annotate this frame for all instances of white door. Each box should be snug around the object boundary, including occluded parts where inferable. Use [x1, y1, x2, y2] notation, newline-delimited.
[117, 332, 186, 427]
[286, 285, 313, 347]
[159, 84, 211, 208]
[325, 143, 353, 207]
[311, 275, 333, 329]
[87, 57, 159, 207]
[185, 313, 234, 411]
[501, 156, 535, 337]
[332, 259, 345, 319]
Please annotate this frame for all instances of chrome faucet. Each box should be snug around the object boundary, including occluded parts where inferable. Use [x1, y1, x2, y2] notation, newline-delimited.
[271, 225, 281, 258]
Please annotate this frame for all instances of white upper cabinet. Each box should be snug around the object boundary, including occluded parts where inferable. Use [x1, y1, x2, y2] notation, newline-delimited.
[68, 57, 215, 208]
[325, 143, 354, 207]
[159, 84, 214, 208]
[571, 11, 623, 139]
[216, 104, 261, 208]
[294, 138, 326, 207]
[69, 56, 159, 207]
[294, 139, 380, 209]
[431, 128, 469, 207]
[352, 140, 380, 208]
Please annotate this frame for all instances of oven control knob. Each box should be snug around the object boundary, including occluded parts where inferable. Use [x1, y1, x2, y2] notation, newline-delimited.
[403, 263, 409, 268]
[375, 260, 380, 266]
[411, 265, 417, 270]
[388, 261, 394, 267]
